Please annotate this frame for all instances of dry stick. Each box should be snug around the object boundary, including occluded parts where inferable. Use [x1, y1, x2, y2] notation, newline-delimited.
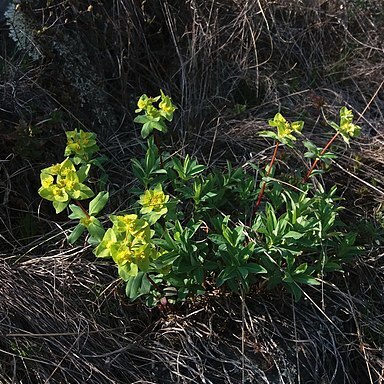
[303, 131, 340, 183]
[253, 141, 280, 213]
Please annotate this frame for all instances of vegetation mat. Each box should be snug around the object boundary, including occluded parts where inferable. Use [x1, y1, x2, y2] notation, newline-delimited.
[1, 0, 383, 383]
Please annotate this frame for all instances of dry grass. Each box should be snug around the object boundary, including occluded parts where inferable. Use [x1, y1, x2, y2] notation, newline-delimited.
[1, 251, 383, 383]
[1, 0, 384, 383]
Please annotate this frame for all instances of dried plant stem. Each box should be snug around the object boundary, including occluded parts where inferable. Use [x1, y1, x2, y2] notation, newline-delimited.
[303, 131, 340, 183]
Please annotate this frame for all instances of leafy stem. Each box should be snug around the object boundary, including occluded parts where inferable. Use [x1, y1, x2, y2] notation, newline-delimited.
[253, 141, 280, 214]
[146, 273, 162, 293]
[153, 130, 164, 168]
[75, 200, 91, 219]
[303, 131, 339, 182]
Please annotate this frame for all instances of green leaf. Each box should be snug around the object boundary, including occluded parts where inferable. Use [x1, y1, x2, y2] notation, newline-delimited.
[150, 120, 168, 133]
[189, 164, 206, 177]
[67, 223, 86, 244]
[259, 131, 279, 140]
[329, 121, 340, 132]
[93, 228, 116, 258]
[238, 267, 249, 279]
[77, 164, 91, 183]
[125, 272, 151, 300]
[293, 263, 307, 275]
[68, 204, 87, 219]
[283, 231, 305, 240]
[246, 263, 267, 275]
[208, 234, 225, 246]
[119, 263, 139, 281]
[71, 184, 94, 200]
[293, 274, 320, 285]
[53, 201, 69, 214]
[89, 191, 109, 216]
[141, 122, 153, 139]
[134, 115, 149, 124]
[216, 266, 238, 287]
[131, 158, 146, 181]
[322, 262, 342, 272]
[87, 217, 105, 242]
[194, 268, 205, 285]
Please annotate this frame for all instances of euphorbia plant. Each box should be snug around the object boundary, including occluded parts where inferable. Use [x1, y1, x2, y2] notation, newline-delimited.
[38, 99, 362, 305]
[134, 90, 177, 167]
[38, 129, 109, 245]
[65, 128, 100, 164]
[254, 113, 304, 211]
[303, 107, 361, 182]
[94, 214, 157, 279]
[38, 157, 95, 214]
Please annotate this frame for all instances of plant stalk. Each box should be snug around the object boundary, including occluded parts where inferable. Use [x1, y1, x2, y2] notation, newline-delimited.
[153, 131, 164, 168]
[303, 131, 339, 182]
[146, 273, 162, 293]
[253, 141, 280, 215]
[75, 200, 91, 219]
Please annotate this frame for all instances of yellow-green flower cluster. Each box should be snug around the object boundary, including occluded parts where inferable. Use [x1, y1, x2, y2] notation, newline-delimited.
[139, 184, 169, 223]
[337, 107, 361, 143]
[259, 113, 304, 147]
[136, 94, 160, 119]
[135, 90, 176, 121]
[38, 158, 94, 213]
[159, 89, 176, 120]
[94, 214, 156, 278]
[64, 129, 99, 161]
[269, 113, 304, 143]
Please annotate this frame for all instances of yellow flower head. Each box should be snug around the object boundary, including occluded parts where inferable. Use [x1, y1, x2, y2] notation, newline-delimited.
[110, 214, 149, 237]
[139, 184, 169, 214]
[41, 163, 61, 176]
[51, 186, 68, 202]
[159, 90, 176, 115]
[65, 129, 99, 159]
[266, 113, 304, 145]
[39, 157, 94, 208]
[112, 244, 134, 266]
[137, 95, 150, 110]
[41, 173, 54, 188]
[339, 107, 361, 140]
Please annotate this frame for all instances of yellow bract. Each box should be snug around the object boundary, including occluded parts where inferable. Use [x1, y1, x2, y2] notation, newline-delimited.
[139, 185, 169, 213]
[51, 186, 68, 202]
[94, 213, 156, 275]
[137, 97, 148, 110]
[38, 158, 94, 208]
[65, 129, 99, 160]
[80, 216, 93, 227]
[41, 174, 54, 188]
[159, 93, 176, 114]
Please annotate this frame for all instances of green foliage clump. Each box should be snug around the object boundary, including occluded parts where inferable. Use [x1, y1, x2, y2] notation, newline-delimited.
[38, 91, 362, 304]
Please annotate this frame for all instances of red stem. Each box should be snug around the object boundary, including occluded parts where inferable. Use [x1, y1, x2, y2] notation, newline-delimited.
[75, 200, 90, 219]
[303, 131, 339, 183]
[146, 273, 162, 293]
[253, 141, 280, 214]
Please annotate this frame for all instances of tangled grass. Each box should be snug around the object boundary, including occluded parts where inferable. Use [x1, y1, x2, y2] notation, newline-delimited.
[1, 250, 383, 383]
[1, 0, 384, 382]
